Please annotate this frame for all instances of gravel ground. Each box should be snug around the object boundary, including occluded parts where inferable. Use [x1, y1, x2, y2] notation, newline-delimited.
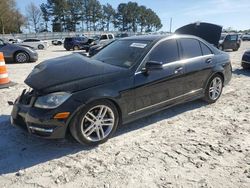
[0, 42, 250, 188]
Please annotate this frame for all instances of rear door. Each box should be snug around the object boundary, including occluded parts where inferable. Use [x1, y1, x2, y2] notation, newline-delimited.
[178, 38, 214, 93]
[133, 39, 186, 113]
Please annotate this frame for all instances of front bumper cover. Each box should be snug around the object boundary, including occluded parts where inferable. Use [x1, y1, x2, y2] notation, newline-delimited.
[10, 90, 71, 139]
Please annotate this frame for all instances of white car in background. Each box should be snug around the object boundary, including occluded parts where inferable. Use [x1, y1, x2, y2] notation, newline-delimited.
[94, 33, 115, 45]
[21, 39, 49, 50]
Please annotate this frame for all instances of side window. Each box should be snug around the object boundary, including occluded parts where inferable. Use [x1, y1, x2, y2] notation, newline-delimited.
[108, 34, 113, 39]
[100, 35, 108, 40]
[200, 42, 212, 55]
[0, 39, 4, 46]
[179, 38, 202, 59]
[148, 39, 179, 64]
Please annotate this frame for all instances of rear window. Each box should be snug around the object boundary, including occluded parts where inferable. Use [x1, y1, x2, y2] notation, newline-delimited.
[179, 38, 202, 59]
[200, 42, 212, 55]
[108, 34, 114, 39]
[226, 35, 237, 41]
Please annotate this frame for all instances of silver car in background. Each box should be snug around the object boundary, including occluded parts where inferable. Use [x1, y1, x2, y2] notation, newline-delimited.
[0, 39, 38, 63]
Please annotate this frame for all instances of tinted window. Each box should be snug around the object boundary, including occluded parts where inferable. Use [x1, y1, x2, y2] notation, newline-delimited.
[93, 40, 151, 68]
[100, 35, 108, 40]
[179, 38, 202, 59]
[108, 34, 113, 39]
[148, 39, 179, 64]
[0, 39, 4, 45]
[225, 35, 238, 41]
[200, 42, 212, 55]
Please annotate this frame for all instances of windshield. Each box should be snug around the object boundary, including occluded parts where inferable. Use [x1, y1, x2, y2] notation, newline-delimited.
[220, 35, 226, 40]
[92, 40, 151, 68]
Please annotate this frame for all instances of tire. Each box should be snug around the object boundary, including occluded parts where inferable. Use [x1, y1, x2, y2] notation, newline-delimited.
[58, 41, 62, 45]
[242, 62, 250, 69]
[65, 48, 70, 51]
[15, 51, 29, 63]
[73, 45, 80, 50]
[70, 100, 119, 146]
[38, 44, 44, 50]
[203, 74, 223, 104]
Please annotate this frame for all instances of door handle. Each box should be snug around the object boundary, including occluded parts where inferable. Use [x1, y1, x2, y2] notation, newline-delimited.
[206, 58, 212, 64]
[174, 67, 183, 74]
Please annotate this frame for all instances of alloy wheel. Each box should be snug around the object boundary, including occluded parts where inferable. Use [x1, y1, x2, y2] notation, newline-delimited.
[80, 105, 115, 142]
[209, 77, 222, 100]
[16, 52, 28, 63]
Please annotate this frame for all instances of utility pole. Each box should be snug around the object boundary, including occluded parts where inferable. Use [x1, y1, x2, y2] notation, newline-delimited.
[170, 17, 172, 33]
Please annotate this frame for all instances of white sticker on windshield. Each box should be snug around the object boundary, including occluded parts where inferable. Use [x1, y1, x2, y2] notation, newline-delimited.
[130, 43, 147, 48]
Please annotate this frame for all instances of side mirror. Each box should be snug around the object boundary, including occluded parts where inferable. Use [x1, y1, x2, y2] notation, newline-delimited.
[144, 61, 163, 71]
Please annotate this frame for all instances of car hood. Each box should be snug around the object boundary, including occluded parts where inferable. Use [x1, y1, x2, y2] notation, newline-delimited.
[25, 53, 128, 93]
[4, 43, 33, 51]
[175, 22, 222, 46]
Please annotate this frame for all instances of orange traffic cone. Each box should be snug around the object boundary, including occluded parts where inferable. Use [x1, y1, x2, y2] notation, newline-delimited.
[0, 52, 16, 89]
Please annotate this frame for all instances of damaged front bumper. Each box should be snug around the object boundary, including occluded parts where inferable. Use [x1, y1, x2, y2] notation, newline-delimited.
[10, 89, 71, 139]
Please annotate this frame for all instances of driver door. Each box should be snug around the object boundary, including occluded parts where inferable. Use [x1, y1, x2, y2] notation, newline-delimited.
[133, 39, 186, 113]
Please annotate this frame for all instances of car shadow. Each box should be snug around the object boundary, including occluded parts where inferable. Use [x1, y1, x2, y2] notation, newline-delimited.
[0, 115, 92, 175]
[115, 100, 206, 136]
[232, 68, 250, 76]
[0, 100, 206, 175]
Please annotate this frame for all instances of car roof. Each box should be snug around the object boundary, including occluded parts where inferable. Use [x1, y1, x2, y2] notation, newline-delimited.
[120, 34, 206, 43]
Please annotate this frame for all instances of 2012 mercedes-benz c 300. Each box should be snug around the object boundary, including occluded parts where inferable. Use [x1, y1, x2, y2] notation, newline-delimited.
[11, 32, 232, 145]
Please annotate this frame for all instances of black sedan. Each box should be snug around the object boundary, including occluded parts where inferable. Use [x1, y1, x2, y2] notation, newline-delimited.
[0, 39, 38, 63]
[11, 34, 232, 145]
[242, 50, 250, 69]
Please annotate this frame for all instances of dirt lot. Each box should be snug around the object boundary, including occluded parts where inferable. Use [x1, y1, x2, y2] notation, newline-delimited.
[0, 42, 250, 188]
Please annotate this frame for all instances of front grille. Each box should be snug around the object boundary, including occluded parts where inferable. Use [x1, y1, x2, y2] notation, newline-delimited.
[19, 89, 35, 106]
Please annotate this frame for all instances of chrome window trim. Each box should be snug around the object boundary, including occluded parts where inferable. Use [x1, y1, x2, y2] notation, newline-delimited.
[134, 36, 214, 75]
[135, 54, 214, 75]
[242, 60, 250, 64]
[128, 88, 203, 115]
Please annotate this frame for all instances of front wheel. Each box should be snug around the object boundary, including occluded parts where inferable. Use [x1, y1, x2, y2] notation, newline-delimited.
[38, 44, 44, 50]
[15, 51, 29, 63]
[70, 100, 119, 145]
[73, 45, 80, 50]
[203, 74, 223, 104]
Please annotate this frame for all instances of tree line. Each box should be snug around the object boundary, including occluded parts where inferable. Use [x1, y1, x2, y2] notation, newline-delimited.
[0, 0, 25, 34]
[40, 0, 162, 33]
[0, 0, 162, 34]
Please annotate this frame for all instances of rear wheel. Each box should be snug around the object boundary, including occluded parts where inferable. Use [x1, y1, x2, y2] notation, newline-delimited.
[15, 51, 29, 63]
[203, 74, 223, 104]
[73, 45, 80, 50]
[38, 44, 44, 50]
[242, 62, 250, 69]
[70, 100, 119, 145]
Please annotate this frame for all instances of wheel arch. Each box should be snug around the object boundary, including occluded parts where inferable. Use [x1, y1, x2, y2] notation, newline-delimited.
[65, 97, 122, 136]
[204, 71, 225, 90]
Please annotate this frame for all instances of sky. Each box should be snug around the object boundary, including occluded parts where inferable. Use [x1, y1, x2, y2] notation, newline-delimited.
[17, 0, 250, 31]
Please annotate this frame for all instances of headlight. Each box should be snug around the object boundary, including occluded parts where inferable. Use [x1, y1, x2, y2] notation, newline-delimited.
[34, 92, 71, 109]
